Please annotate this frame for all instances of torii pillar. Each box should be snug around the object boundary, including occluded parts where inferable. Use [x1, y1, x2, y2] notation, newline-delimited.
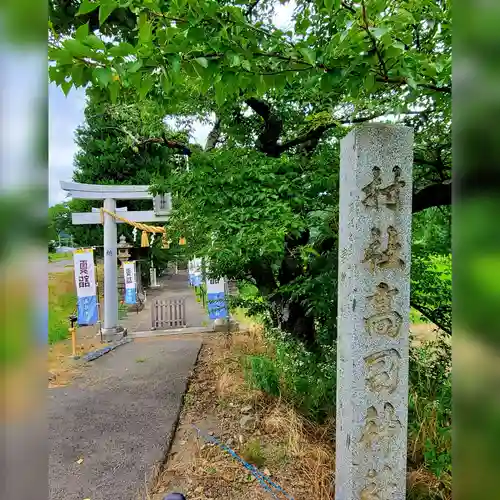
[61, 181, 171, 340]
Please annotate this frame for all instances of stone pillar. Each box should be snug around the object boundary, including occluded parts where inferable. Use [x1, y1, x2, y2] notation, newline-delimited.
[102, 198, 124, 339]
[335, 124, 413, 500]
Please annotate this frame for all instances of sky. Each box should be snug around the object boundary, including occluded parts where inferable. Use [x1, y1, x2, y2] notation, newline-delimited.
[48, 2, 296, 206]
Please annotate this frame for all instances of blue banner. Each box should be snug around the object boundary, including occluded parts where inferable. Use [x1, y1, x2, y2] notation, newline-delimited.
[124, 286, 137, 305]
[77, 295, 98, 326]
[207, 292, 227, 320]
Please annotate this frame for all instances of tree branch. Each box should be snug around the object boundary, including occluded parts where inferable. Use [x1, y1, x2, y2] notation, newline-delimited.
[245, 98, 284, 157]
[246, 0, 261, 17]
[361, 0, 388, 79]
[138, 137, 192, 156]
[410, 300, 451, 335]
[412, 181, 451, 213]
[279, 112, 386, 154]
[205, 117, 222, 151]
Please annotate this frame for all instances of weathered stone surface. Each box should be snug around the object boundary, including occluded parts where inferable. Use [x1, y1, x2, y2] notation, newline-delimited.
[335, 124, 413, 500]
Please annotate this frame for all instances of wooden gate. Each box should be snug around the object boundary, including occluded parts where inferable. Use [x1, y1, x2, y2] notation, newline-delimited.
[151, 298, 187, 329]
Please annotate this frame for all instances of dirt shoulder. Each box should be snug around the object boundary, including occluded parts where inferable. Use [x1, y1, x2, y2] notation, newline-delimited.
[149, 328, 334, 500]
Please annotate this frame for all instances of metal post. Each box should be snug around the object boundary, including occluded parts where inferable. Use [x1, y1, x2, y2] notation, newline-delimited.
[102, 198, 124, 339]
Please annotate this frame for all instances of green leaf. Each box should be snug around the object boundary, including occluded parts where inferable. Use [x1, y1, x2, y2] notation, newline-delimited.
[53, 48, 74, 66]
[84, 34, 106, 50]
[61, 80, 72, 96]
[128, 59, 143, 73]
[194, 57, 209, 68]
[71, 65, 85, 86]
[93, 67, 112, 87]
[139, 20, 153, 44]
[75, 23, 89, 40]
[228, 53, 240, 67]
[324, 0, 338, 10]
[77, 0, 99, 16]
[214, 82, 225, 107]
[407, 77, 417, 90]
[49, 66, 66, 85]
[64, 38, 94, 58]
[299, 47, 316, 66]
[99, 0, 117, 26]
[241, 59, 251, 72]
[139, 75, 155, 99]
[108, 42, 136, 57]
[109, 80, 120, 104]
[364, 73, 375, 92]
[370, 27, 388, 39]
[385, 45, 402, 59]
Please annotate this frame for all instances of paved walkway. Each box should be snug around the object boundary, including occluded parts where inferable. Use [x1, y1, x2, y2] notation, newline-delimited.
[49, 336, 202, 500]
[121, 270, 210, 333]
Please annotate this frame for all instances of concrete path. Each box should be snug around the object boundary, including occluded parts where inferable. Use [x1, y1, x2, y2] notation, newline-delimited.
[120, 271, 210, 333]
[48, 336, 202, 500]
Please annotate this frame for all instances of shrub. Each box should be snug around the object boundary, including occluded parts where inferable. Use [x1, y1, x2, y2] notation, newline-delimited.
[408, 333, 452, 480]
[244, 327, 336, 422]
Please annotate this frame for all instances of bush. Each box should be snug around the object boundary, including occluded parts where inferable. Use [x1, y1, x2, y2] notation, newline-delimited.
[244, 327, 336, 422]
[408, 334, 452, 480]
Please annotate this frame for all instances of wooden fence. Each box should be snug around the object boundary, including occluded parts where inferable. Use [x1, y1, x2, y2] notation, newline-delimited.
[151, 298, 187, 329]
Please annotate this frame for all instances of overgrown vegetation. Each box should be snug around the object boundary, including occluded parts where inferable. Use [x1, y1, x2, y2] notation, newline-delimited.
[48, 251, 73, 262]
[48, 271, 77, 343]
[243, 320, 451, 498]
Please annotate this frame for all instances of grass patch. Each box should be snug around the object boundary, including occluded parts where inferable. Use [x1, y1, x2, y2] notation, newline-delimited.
[241, 315, 451, 499]
[410, 307, 430, 324]
[241, 438, 266, 468]
[48, 251, 73, 262]
[49, 263, 104, 344]
[48, 270, 77, 344]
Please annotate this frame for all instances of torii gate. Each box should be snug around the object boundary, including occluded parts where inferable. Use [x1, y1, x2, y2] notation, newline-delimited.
[61, 181, 171, 340]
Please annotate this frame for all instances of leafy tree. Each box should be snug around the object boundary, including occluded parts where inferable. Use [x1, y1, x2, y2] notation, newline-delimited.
[49, 0, 452, 343]
[68, 90, 186, 249]
[48, 202, 72, 242]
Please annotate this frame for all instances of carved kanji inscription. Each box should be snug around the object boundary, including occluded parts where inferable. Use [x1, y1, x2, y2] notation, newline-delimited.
[362, 166, 405, 211]
[360, 403, 402, 457]
[365, 283, 402, 338]
[359, 466, 397, 500]
[364, 349, 400, 394]
[362, 226, 405, 272]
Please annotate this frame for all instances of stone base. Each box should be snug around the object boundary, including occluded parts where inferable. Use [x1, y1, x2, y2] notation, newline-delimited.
[101, 326, 127, 343]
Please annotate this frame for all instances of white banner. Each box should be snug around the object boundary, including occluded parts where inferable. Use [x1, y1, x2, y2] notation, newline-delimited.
[123, 261, 136, 289]
[73, 249, 96, 297]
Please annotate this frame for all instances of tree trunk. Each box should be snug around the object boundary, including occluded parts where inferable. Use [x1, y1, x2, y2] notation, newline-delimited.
[281, 298, 316, 346]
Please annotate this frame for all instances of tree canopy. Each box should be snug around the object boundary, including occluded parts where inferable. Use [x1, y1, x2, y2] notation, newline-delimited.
[49, 0, 452, 343]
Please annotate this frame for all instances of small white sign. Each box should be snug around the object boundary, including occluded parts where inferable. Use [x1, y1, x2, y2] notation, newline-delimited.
[206, 277, 225, 294]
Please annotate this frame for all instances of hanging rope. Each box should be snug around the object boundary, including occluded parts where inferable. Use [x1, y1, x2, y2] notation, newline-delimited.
[100, 208, 166, 247]
[100, 208, 185, 248]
